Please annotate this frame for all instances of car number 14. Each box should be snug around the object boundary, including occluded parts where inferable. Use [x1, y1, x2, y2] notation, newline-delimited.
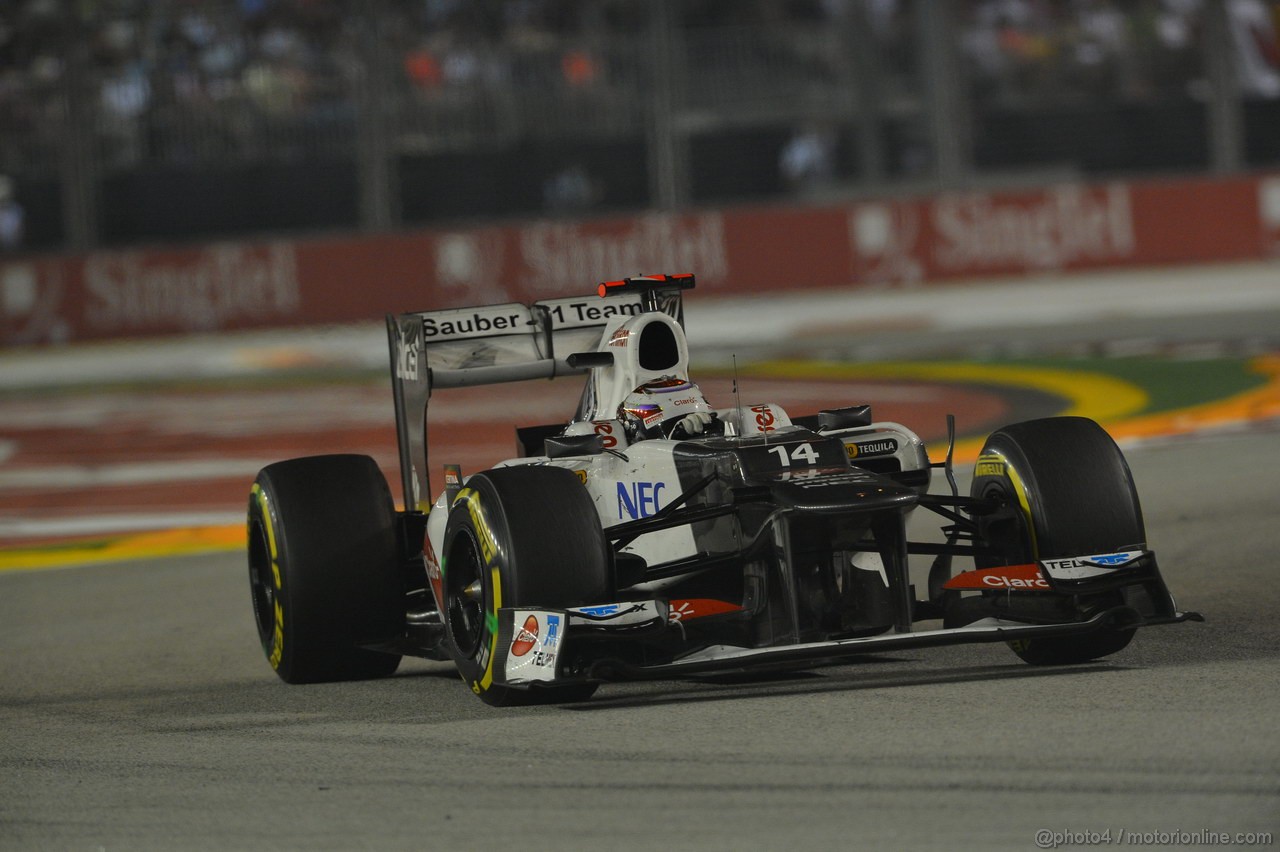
[768, 442, 819, 467]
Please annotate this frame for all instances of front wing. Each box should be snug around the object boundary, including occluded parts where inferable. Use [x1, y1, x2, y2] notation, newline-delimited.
[489, 601, 1201, 691]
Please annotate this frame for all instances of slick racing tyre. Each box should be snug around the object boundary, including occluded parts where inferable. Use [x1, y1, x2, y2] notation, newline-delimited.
[248, 454, 403, 683]
[441, 465, 610, 706]
[968, 417, 1142, 665]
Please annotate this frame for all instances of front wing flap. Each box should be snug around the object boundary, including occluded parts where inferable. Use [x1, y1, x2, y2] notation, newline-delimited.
[944, 549, 1167, 596]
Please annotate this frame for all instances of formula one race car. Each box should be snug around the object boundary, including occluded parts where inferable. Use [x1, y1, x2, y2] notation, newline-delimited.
[247, 274, 1200, 705]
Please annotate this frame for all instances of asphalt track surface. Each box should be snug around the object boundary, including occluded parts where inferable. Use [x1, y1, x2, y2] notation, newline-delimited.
[2, 432, 1278, 851]
[3, 264, 1280, 850]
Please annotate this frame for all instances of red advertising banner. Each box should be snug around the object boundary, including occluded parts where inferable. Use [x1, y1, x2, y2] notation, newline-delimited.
[2, 172, 1277, 346]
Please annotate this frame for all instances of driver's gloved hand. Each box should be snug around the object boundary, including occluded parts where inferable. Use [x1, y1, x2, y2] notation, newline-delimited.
[670, 411, 715, 438]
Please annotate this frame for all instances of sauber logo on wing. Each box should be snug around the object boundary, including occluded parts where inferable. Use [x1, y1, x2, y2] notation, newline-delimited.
[511, 615, 540, 657]
[422, 309, 524, 340]
[943, 564, 1050, 591]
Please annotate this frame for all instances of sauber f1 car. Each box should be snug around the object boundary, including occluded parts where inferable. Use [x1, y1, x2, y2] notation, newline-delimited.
[247, 274, 1201, 705]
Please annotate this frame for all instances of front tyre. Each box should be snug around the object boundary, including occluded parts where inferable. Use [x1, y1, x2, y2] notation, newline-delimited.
[248, 454, 403, 683]
[442, 466, 610, 706]
[969, 417, 1142, 665]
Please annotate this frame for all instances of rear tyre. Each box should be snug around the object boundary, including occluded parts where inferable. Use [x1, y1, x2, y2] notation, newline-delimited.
[248, 455, 403, 683]
[968, 417, 1142, 665]
[442, 465, 610, 706]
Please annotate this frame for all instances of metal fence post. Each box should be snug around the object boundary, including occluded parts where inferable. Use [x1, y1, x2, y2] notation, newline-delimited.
[916, 0, 967, 185]
[647, 0, 686, 211]
[1203, 1, 1244, 174]
[357, 2, 397, 232]
[843, 3, 887, 186]
[59, 12, 98, 250]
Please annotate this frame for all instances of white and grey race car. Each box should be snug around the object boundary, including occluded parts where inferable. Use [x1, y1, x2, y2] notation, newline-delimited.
[247, 274, 1201, 705]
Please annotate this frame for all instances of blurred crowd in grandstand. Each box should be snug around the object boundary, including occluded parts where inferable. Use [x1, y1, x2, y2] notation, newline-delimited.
[1, 0, 1278, 251]
[965, 0, 1278, 103]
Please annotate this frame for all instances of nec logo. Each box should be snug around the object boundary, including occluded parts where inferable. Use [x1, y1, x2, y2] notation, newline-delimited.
[617, 481, 666, 519]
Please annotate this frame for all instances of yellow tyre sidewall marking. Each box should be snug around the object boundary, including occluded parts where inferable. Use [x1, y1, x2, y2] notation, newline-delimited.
[453, 488, 503, 695]
[972, 450, 1039, 653]
[480, 566, 502, 693]
[251, 483, 285, 671]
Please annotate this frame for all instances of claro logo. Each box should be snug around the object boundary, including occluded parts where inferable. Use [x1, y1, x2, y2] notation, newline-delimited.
[511, 615, 539, 657]
[981, 573, 1050, 590]
[83, 243, 300, 332]
[943, 564, 1050, 591]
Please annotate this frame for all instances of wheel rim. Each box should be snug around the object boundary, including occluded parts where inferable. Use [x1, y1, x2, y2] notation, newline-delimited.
[445, 527, 486, 657]
[247, 517, 275, 647]
[977, 480, 1034, 566]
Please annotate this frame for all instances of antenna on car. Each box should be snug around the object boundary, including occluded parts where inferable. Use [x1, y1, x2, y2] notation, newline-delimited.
[732, 353, 747, 443]
[731, 353, 740, 403]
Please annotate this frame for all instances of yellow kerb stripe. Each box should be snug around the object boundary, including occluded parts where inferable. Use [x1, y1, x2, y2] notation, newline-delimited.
[0, 525, 246, 572]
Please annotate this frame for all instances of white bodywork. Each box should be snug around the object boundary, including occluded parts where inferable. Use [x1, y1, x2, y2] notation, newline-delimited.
[412, 289, 930, 604]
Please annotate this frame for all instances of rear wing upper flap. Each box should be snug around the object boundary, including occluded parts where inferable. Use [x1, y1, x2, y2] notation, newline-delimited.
[387, 276, 692, 511]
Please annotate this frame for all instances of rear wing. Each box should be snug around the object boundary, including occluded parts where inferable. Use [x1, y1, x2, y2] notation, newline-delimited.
[387, 275, 693, 511]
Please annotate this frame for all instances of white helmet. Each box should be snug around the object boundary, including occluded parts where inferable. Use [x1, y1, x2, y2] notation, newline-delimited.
[617, 377, 719, 441]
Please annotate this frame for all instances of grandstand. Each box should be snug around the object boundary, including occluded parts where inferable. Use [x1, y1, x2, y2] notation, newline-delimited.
[0, 0, 1278, 252]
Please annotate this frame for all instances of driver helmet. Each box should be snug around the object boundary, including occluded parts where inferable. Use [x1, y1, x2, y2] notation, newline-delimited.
[617, 377, 717, 441]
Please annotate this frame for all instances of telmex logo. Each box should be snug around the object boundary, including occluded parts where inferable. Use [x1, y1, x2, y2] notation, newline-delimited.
[1042, 551, 1141, 571]
[575, 604, 621, 617]
[511, 615, 539, 657]
[1086, 553, 1135, 565]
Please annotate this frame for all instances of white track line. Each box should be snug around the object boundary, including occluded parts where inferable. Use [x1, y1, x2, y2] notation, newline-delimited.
[0, 459, 275, 491]
[0, 512, 244, 538]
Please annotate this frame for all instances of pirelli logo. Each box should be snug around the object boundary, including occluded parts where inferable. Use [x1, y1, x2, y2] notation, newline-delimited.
[975, 453, 1005, 477]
